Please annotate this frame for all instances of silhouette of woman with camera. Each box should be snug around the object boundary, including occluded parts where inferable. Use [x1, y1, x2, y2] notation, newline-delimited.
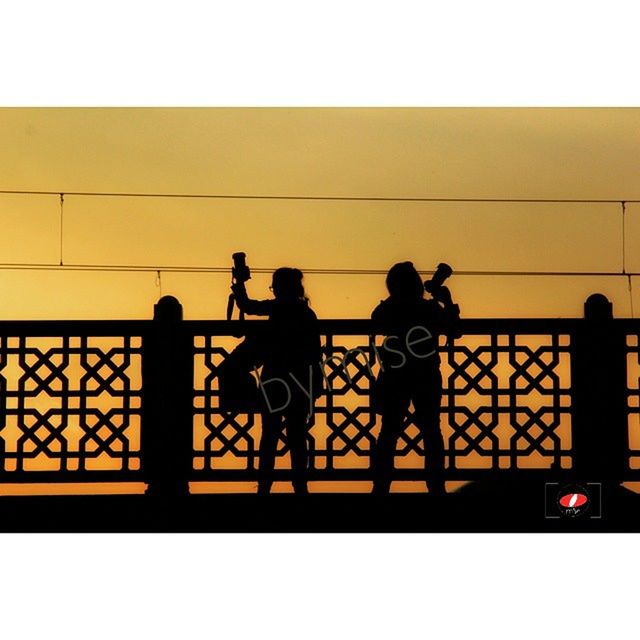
[232, 267, 322, 495]
[370, 261, 460, 495]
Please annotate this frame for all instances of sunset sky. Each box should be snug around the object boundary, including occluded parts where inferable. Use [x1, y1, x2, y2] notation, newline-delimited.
[1, 107, 639, 321]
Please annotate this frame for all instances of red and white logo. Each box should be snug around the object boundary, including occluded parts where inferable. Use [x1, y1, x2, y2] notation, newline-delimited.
[558, 492, 588, 509]
[557, 484, 591, 517]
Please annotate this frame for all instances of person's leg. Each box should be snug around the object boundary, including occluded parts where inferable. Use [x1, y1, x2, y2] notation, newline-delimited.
[413, 370, 445, 495]
[371, 376, 409, 494]
[371, 410, 404, 494]
[285, 404, 310, 494]
[258, 412, 283, 495]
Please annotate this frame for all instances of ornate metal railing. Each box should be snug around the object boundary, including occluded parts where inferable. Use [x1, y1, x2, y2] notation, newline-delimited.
[627, 331, 640, 470]
[0, 299, 638, 492]
[192, 320, 577, 481]
[0, 321, 146, 483]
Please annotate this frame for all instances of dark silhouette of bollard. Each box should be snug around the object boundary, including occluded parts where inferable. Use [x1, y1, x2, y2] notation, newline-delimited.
[141, 296, 193, 497]
[571, 293, 627, 488]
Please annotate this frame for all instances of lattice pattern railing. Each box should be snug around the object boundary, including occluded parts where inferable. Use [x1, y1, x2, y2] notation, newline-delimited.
[192, 320, 575, 481]
[0, 321, 145, 481]
[627, 332, 640, 470]
[0, 317, 637, 488]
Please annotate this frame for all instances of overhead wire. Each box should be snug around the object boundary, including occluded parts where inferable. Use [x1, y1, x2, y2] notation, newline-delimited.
[0, 190, 636, 316]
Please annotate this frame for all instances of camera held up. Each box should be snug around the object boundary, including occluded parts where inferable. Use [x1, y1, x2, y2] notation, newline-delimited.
[227, 252, 251, 321]
[424, 262, 453, 302]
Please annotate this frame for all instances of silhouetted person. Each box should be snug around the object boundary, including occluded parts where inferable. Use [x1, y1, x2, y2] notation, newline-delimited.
[232, 268, 322, 495]
[370, 261, 460, 495]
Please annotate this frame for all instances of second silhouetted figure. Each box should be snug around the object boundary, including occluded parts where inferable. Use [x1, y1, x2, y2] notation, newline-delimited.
[370, 261, 460, 495]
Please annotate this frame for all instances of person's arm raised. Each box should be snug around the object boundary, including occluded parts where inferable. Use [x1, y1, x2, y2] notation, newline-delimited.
[231, 281, 274, 316]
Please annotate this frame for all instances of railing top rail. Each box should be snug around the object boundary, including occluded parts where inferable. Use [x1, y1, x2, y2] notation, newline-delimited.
[187, 318, 592, 335]
[187, 317, 640, 334]
[0, 319, 151, 336]
[0, 317, 638, 337]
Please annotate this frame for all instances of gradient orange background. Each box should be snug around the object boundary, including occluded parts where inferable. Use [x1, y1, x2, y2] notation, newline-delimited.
[1, 108, 639, 494]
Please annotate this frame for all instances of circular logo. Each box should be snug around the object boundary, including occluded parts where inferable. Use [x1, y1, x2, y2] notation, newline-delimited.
[557, 484, 590, 518]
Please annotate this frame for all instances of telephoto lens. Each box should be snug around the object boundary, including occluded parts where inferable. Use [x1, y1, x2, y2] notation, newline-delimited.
[424, 262, 452, 294]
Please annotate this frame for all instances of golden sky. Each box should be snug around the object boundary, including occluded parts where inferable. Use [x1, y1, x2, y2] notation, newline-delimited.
[0, 107, 639, 320]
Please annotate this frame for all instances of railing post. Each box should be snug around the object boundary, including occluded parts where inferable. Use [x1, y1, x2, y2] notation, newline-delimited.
[571, 294, 628, 485]
[141, 296, 193, 497]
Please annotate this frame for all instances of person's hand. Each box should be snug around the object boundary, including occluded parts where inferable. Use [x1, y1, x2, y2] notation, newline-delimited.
[432, 285, 453, 306]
